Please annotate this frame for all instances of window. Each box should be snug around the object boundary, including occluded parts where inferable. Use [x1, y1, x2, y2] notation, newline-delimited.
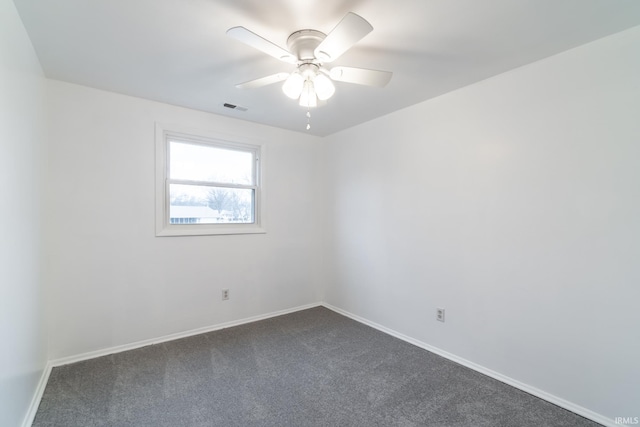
[155, 124, 265, 236]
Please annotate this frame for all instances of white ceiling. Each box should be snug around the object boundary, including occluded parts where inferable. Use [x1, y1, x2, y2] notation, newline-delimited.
[13, 0, 640, 136]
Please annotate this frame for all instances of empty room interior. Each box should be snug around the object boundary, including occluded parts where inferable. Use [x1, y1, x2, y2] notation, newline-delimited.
[2, 0, 639, 426]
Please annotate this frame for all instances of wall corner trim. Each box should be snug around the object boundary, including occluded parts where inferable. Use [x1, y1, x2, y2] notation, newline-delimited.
[21, 363, 52, 427]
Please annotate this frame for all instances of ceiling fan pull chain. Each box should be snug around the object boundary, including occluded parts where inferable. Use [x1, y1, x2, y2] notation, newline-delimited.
[306, 109, 311, 130]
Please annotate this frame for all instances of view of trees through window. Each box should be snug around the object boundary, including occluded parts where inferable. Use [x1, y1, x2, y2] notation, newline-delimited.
[168, 140, 256, 225]
[169, 186, 254, 224]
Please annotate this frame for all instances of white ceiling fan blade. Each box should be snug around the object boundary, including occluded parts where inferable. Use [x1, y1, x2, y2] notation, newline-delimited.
[314, 12, 373, 63]
[236, 73, 290, 89]
[227, 27, 297, 64]
[329, 67, 392, 87]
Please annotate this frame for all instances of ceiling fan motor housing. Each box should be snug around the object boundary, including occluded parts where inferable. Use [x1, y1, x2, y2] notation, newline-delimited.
[286, 29, 326, 62]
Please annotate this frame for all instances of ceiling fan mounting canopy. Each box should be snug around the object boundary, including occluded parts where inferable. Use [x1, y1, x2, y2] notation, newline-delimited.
[226, 12, 392, 108]
[286, 29, 326, 62]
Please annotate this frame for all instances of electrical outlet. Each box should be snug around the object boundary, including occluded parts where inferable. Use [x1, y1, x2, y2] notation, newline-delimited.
[436, 308, 445, 322]
[222, 289, 229, 300]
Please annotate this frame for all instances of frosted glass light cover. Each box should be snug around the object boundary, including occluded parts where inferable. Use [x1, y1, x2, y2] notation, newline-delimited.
[282, 72, 304, 99]
[314, 74, 335, 100]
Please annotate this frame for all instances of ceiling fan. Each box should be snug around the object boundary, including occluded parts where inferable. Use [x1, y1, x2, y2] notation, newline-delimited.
[226, 12, 392, 110]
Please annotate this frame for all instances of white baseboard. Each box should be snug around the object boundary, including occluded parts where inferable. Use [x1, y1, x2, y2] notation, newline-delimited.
[49, 302, 321, 367]
[24, 302, 321, 426]
[21, 362, 52, 427]
[321, 303, 617, 427]
[26, 302, 620, 427]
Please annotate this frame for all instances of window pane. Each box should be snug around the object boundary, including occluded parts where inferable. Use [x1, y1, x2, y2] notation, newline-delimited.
[169, 184, 254, 224]
[169, 141, 253, 185]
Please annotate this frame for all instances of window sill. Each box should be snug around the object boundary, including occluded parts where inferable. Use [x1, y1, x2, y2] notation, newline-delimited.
[156, 224, 266, 237]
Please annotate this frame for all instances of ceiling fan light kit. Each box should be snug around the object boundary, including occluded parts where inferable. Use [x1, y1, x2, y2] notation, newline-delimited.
[282, 63, 335, 106]
[227, 12, 392, 128]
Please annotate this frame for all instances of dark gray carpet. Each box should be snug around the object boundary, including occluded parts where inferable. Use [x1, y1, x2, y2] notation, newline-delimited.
[33, 307, 601, 426]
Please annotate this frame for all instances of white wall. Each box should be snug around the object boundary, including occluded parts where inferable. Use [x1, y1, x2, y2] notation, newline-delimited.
[7, 3, 638, 423]
[323, 26, 640, 421]
[0, 0, 47, 426]
[45, 81, 324, 360]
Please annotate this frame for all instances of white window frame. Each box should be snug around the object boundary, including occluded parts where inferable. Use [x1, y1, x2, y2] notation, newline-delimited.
[155, 123, 266, 236]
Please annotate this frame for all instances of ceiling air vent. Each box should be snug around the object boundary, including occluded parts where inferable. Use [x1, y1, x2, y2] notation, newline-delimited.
[223, 103, 248, 112]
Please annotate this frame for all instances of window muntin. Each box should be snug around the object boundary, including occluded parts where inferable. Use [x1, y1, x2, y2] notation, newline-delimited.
[156, 125, 265, 236]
